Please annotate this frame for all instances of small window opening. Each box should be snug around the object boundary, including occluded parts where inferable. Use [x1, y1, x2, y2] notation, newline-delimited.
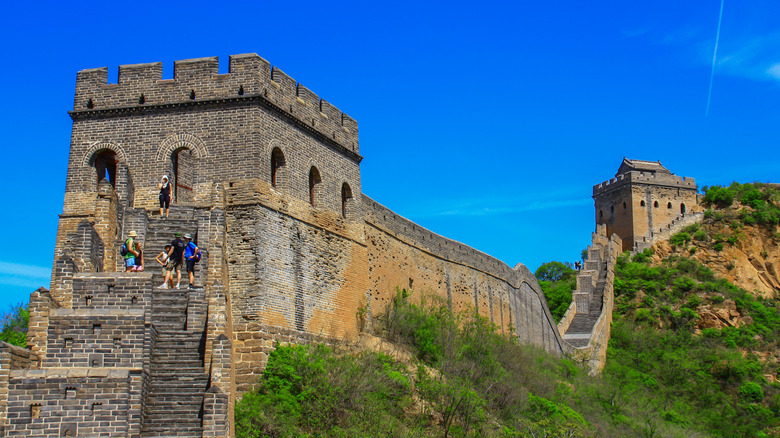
[91, 403, 102, 416]
[599, 210, 603, 219]
[85, 296, 92, 307]
[308, 167, 322, 207]
[131, 296, 137, 305]
[610, 205, 614, 214]
[86, 98, 94, 109]
[138, 94, 145, 104]
[190, 89, 196, 100]
[30, 404, 41, 419]
[341, 182, 353, 219]
[93, 324, 101, 334]
[623, 202, 627, 209]
[64, 338, 73, 348]
[238, 85, 244, 96]
[271, 148, 286, 189]
[640, 200, 646, 207]
[653, 201, 659, 208]
[667, 202, 672, 209]
[681, 203, 686, 214]
[93, 150, 117, 187]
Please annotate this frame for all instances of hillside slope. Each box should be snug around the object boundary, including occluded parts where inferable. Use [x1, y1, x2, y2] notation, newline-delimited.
[651, 182, 780, 297]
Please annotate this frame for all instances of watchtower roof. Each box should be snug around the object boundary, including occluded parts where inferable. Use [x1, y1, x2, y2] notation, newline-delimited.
[616, 158, 671, 176]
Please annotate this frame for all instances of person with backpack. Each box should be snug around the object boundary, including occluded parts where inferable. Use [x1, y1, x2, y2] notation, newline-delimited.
[183, 233, 200, 289]
[122, 231, 140, 272]
[167, 232, 185, 289]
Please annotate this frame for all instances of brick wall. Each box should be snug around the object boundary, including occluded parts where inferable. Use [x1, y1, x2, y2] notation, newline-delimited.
[44, 310, 146, 368]
[4, 370, 143, 437]
[362, 196, 565, 355]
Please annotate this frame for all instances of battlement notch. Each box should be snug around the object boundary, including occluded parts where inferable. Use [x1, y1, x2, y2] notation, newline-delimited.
[72, 53, 359, 154]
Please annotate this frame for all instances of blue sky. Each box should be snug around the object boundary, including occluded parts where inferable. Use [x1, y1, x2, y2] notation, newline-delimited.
[1, 1, 779, 310]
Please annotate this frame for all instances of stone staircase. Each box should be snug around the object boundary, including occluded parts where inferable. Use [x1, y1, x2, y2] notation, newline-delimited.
[141, 288, 208, 437]
[563, 266, 607, 348]
[140, 208, 209, 437]
[144, 205, 206, 288]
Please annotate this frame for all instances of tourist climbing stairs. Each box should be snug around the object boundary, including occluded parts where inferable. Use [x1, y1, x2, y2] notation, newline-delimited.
[143, 205, 207, 288]
[141, 280, 208, 437]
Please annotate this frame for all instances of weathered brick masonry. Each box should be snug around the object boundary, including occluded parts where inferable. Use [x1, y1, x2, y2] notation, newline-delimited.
[0, 52, 614, 437]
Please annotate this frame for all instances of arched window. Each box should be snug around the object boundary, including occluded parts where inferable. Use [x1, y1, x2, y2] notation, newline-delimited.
[93, 150, 117, 187]
[653, 201, 659, 208]
[271, 147, 286, 189]
[308, 166, 322, 207]
[667, 202, 672, 209]
[681, 203, 686, 214]
[341, 182, 353, 219]
[640, 200, 646, 207]
[623, 202, 627, 209]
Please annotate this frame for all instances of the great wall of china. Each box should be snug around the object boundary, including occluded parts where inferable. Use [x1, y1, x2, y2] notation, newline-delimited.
[0, 53, 623, 437]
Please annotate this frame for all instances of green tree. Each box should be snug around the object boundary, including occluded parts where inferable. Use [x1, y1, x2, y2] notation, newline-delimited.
[0, 302, 29, 347]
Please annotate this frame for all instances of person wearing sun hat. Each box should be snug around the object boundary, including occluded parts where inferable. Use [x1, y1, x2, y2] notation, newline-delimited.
[124, 231, 139, 272]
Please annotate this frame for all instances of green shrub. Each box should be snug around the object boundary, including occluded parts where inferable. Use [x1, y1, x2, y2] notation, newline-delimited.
[670, 232, 691, 246]
[714, 242, 724, 251]
[704, 186, 734, 207]
[0, 303, 28, 348]
[693, 229, 708, 241]
[739, 382, 764, 402]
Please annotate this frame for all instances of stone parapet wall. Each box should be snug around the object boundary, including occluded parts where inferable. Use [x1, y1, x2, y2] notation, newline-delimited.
[633, 211, 705, 253]
[4, 369, 143, 437]
[71, 273, 153, 312]
[593, 170, 697, 196]
[72, 54, 358, 155]
[362, 196, 565, 356]
[44, 309, 146, 368]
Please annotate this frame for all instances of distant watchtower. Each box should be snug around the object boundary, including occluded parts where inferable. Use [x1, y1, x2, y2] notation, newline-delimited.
[593, 159, 698, 252]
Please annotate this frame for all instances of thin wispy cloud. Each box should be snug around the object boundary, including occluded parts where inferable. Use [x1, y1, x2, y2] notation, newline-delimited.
[0, 261, 50, 289]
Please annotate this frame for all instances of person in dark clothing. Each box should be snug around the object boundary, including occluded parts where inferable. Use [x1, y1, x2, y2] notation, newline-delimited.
[168, 232, 185, 289]
[159, 175, 171, 219]
[183, 233, 200, 289]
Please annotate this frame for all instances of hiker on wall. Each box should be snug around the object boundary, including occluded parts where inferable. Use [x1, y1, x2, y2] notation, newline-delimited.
[168, 232, 185, 289]
[159, 175, 172, 219]
[123, 231, 140, 272]
[183, 233, 200, 289]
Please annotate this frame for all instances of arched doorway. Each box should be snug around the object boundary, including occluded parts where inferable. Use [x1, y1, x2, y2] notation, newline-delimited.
[93, 150, 117, 187]
[171, 148, 195, 203]
[681, 203, 686, 214]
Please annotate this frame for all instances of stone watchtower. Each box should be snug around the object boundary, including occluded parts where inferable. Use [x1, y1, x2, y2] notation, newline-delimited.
[592, 159, 699, 252]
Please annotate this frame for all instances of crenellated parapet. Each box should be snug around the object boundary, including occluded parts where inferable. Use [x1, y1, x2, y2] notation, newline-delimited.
[71, 54, 359, 155]
[593, 171, 696, 196]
